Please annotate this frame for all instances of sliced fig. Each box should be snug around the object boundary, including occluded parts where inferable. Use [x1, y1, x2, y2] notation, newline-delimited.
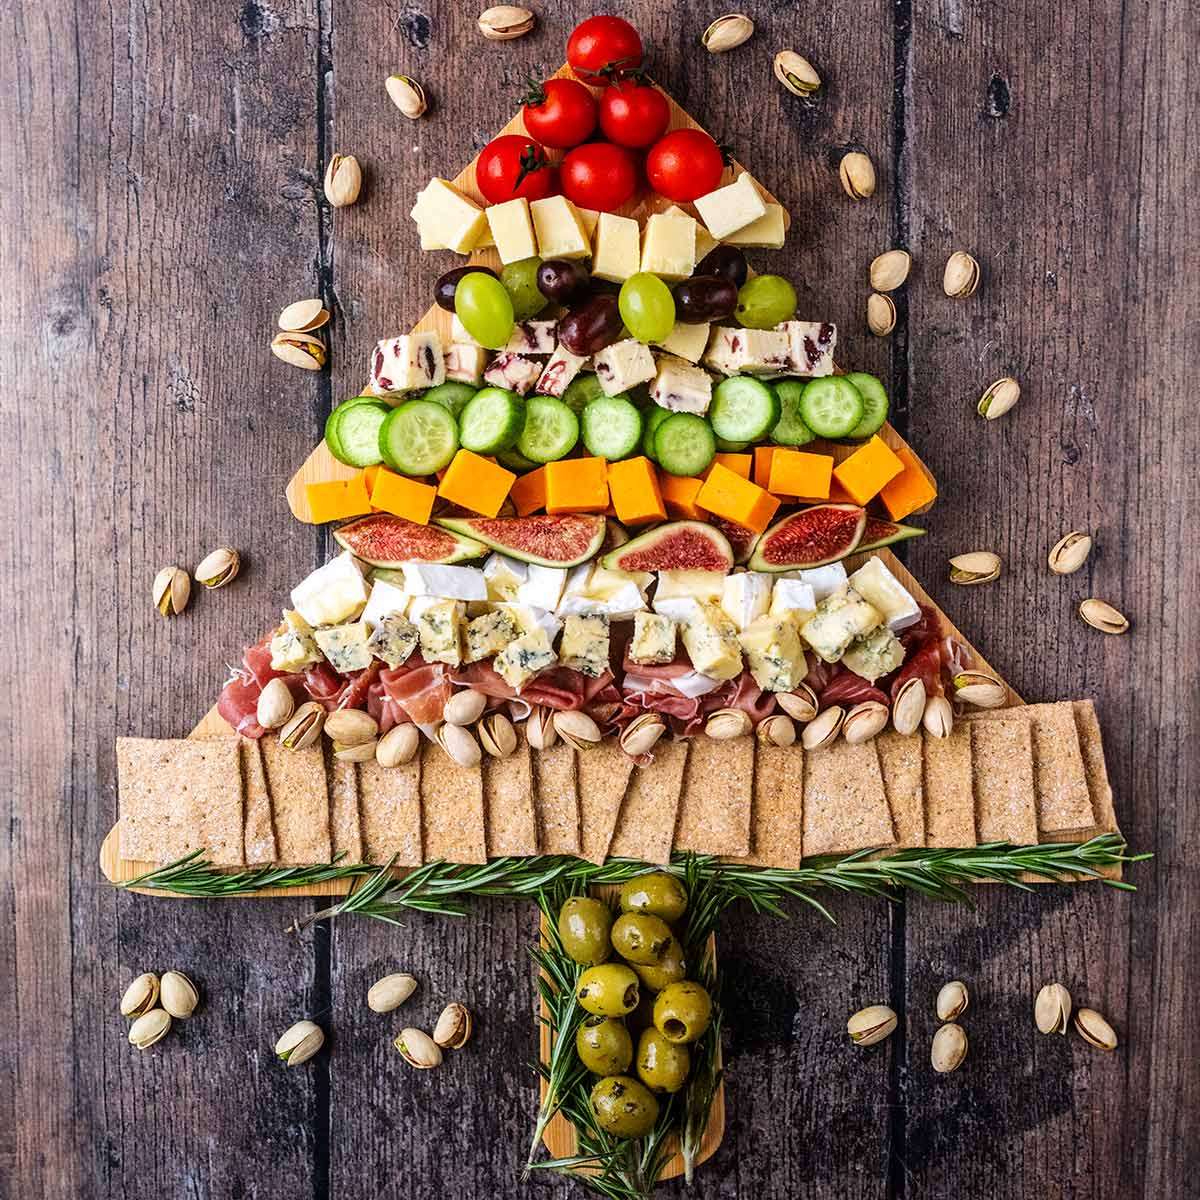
[707, 515, 760, 565]
[434, 514, 606, 567]
[600, 518, 630, 556]
[601, 520, 734, 573]
[855, 517, 926, 553]
[748, 504, 867, 572]
[334, 513, 486, 566]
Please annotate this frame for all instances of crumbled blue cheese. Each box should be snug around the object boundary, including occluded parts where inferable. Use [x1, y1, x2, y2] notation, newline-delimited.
[800, 587, 883, 664]
[270, 609, 323, 672]
[738, 616, 805, 692]
[841, 625, 906, 683]
[483, 352, 542, 395]
[494, 628, 557, 690]
[629, 611, 677, 665]
[559, 613, 610, 678]
[504, 320, 558, 356]
[650, 355, 713, 415]
[464, 609, 518, 663]
[367, 614, 419, 668]
[416, 599, 464, 667]
[536, 345, 589, 397]
[314, 621, 374, 673]
[680, 603, 743, 681]
[593, 338, 657, 397]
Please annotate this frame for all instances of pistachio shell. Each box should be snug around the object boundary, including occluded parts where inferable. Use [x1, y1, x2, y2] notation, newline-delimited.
[839, 151, 876, 199]
[952, 671, 1007, 709]
[931, 1022, 968, 1073]
[891, 677, 926, 736]
[324, 708, 379, 746]
[801, 704, 844, 750]
[526, 706, 557, 750]
[444, 689, 488, 727]
[776, 685, 818, 723]
[842, 700, 888, 744]
[1079, 598, 1129, 635]
[432, 1001, 473, 1049]
[702, 13, 754, 52]
[128, 1008, 172, 1049]
[869, 249, 911, 292]
[334, 738, 379, 763]
[394, 1026, 443, 1068]
[270, 331, 327, 370]
[277, 298, 329, 332]
[847, 1004, 897, 1046]
[376, 723, 420, 767]
[1074, 1007, 1118, 1051]
[159, 971, 200, 1019]
[367, 972, 417, 1013]
[922, 695, 954, 739]
[773, 50, 821, 97]
[867, 291, 896, 336]
[1034, 982, 1072, 1034]
[120, 972, 160, 1018]
[153, 566, 190, 617]
[479, 712, 518, 758]
[275, 1019, 324, 1066]
[705, 708, 753, 740]
[948, 551, 1001, 585]
[477, 5, 534, 40]
[619, 713, 667, 758]
[756, 713, 796, 747]
[255, 677, 294, 731]
[942, 251, 981, 298]
[977, 376, 1020, 419]
[436, 721, 481, 767]
[385, 74, 427, 119]
[280, 701, 325, 750]
[553, 709, 603, 751]
[324, 153, 362, 207]
[936, 980, 969, 1021]
[193, 547, 240, 589]
[1048, 531, 1093, 575]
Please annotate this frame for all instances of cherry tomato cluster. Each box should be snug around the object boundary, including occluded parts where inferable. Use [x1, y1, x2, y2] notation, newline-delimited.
[475, 15, 727, 213]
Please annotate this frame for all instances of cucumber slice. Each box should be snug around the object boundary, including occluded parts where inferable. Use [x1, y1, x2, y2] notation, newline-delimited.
[378, 399, 459, 475]
[458, 386, 526, 454]
[495, 444, 538, 472]
[582, 395, 643, 460]
[515, 395, 580, 463]
[714, 436, 751, 452]
[562, 372, 606, 414]
[769, 379, 816, 447]
[842, 372, 890, 440]
[798, 377, 866, 440]
[709, 376, 781, 443]
[423, 381, 479, 419]
[642, 406, 673, 462]
[326, 399, 389, 468]
[654, 413, 716, 477]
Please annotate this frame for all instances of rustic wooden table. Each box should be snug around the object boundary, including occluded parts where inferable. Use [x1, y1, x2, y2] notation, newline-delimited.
[4, 1, 1197, 1196]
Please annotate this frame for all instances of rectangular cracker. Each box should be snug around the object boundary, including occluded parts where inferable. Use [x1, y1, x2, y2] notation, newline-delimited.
[875, 730, 925, 848]
[577, 740, 636, 864]
[482, 735, 539, 857]
[741, 742, 804, 867]
[971, 719, 1039, 845]
[801, 740, 895, 857]
[327, 750, 364, 863]
[118, 736, 244, 865]
[420, 741, 487, 864]
[533, 741, 580, 855]
[674, 735, 753, 856]
[241, 739, 277, 864]
[608, 738, 689, 864]
[261, 738, 331, 864]
[1072, 699, 1119, 835]
[358, 757, 422, 866]
[922, 725, 976, 847]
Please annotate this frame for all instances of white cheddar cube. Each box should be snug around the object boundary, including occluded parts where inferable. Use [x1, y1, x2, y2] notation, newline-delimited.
[694, 174, 767, 240]
[536, 345, 589, 396]
[779, 320, 837, 377]
[370, 333, 446, 396]
[530, 196, 590, 260]
[411, 178, 487, 254]
[574, 206, 600, 241]
[592, 212, 641, 282]
[680, 603, 743, 681]
[663, 205, 717, 262]
[639, 212, 696, 280]
[485, 197, 538, 265]
[654, 321, 711, 365]
[444, 343, 488, 386]
[291, 552, 369, 628]
[401, 563, 487, 602]
[594, 338, 656, 396]
[362, 579, 410, 629]
[483, 352, 542, 395]
[650, 355, 713, 415]
[723, 203, 787, 249]
[847, 557, 922, 632]
[720, 571, 773, 631]
[503, 320, 558, 356]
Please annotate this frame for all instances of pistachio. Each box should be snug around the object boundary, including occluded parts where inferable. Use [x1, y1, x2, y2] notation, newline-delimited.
[931, 1022, 968, 1073]
[479, 712, 518, 758]
[367, 972, 418, 1014]
[891, 677, 926, 736]
[437, 721, 482, 768]
[478, 4, 534, 40]
[948, 551, 1001, 585]
[842, 700, 889, 745]
[280, 701, 325, 751]
[869, 249, 911, 292]
[277, 298, 329, 333]
[194, 547, 240, 589]
[444, 689, 488, 727]
[977, 376, 1020, 419]
[128, 1008, 172, 1050]
[776, 685, 818, 723]
[952, 671, 1007, 709]
[801, 704, 844, 750]
[756, 713, 796, 748]
[867, 292, 896, 337]
[1034, 982, 1072, 1035]
[705, 708, 753, 740]
[120, 972, 160, 1018]
[394, 1026, 443, 1068]
[334, 739, 379, 763]
[936, 980, 969, 1022]
[324, 708, 379, 746]
[376, 722, 420, 768]
[526, 705, 557, 750]
[773, 50, 821, 98]
[847, 1004, 897, 1046]
[385, 74, 427, 119]
[270, 330, 327, 371]
[1079, 598, 1129, 635]
[703, 13, 754, 53]
[922, 695, 954, 739]
[1074, 1007, 1118, 1052]
[432, 1001, 473, 1049]
[159, 971, 200, 1019]
[323, 153, 362, 207]
[942, 251, 981, 298]
[619, 713, 667, 758]
[839, 150, 876, 199]
[254, 679, 294, 730]
[275, 1019, 324, 1067]
[553, 709, 603, 751]
[1048, 531, 1093, 576]
[153, 566, 190, 617]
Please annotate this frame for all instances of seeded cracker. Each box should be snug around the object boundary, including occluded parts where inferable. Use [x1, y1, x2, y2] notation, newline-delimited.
[577, 739, 635, 864]
[420, 740, 487, 864]
[358, 757, 422, 866]
[922, 724, 976, 847]
[482, 733, 539, 857]
[608, 738, 689, 864]
[674, 735, 753, 856]
[326, 749, 364, 863]
[801, 739, 895, 857]
[970, 719, 1039, 844]
[875, 730, 925, 848]
[533, 741, 581, 855]
[740, 742, 804, 868]
[1070, 700, 1119, 835]
[241, 738, 278, 864]
[260, 737, 331, 864]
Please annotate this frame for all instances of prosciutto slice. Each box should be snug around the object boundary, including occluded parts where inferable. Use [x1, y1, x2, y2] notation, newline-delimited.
[818, 666, 889, 709]
[379, 657, 452, 726]
[218, 674, 265, 739]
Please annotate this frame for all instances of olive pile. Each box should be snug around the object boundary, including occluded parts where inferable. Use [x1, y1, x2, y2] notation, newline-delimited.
[556, 872, 715, 1140]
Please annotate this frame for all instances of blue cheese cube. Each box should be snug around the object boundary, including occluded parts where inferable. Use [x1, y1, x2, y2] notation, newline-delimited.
[270, 609, 323, 672]
[650, 355, 713, 415]
[504, 320, 558, 356]
[444, 343, 488, 386]
[559, 613, 610, 677]
[779, 320, 836, 377]
[800, 587, 883, 664]
[416, 599, 465, 666]
[680, 603, 743, 681]
[654, 321, 711, 365]
[494, 628, 557, 690]
[498, 603, 562, 644]
[841, 625, 906, 683]
[847, 557, 922, 632]
[367, 614, 419, 668]
[464, 609, 518, 663]
[594, 339, 657, 397]
[314, 621, 374, 673]
[738, 616, 805, 692]
[369, 333, 446, 397]
[536, 345, 589, 397]
[630, 611, 677, 665]
[483, 352, 542, 395]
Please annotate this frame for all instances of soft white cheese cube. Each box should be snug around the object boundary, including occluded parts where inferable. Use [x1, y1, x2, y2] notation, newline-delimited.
[796, 562, 849, 603]
[652, 596, 702, 622]
[720, 571, 773, 631]
[485, 197, 538, 264]
[847, 557, 922, 632]
[411, 178, 487, 254]
[401, 563, 487, 602]
[769, 578, 817, 625]
[483, 352, 542, 395]
[779, 320, 837, 378]
[663, 206, 717, 262]
[592, 212, 641, 282]
[594, 338, 657, 396]
[483, 553, 529, 603]
[589, 565, 653, 599]
[558, 580, 646, 621]
[694, 173, 767, 240]
[680, 603, 743, 681]
[654, 570, 726, 606]
[639, 212, 696, 280]
[722, 203, 787, 249]
[650, 355, 713, 415]
[498, 603, 562, 644]
[370, 333, 446, 396]
[536, 345, 589, 396]
[314, 621, 375, 674]
[362, 580, 410, 629]
[530, 195, 590, 259]
[291, 552, 370, 627]
[654, 321, 711, 365]
[451, 314, 481, 347]
[444, 343, 488, 386]
[517, 564, 568, 611]
[629, 611, 677, 665]
[504, 320, 558, 356]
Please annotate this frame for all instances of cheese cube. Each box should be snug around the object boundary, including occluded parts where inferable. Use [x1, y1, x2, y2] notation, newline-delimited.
[415, 599, 465, 666]
[437, 450, 515, 518]
[663, 205, 717, 262]
[767, 450, 834, 499]
[590, 565, 653, 598]
[464, 608, 519, 662]
[800, 587, 882, 664]
[494, 628, 557, 690]
[769, 578, 817, 625]
[504, 320, 558, 356]
[847, 557, 922, 632]
[720, 571, 773, 630]
[695, 463, 780, 533]
[366, 614, 419, 667]
[650, 355, 713, 415]
[879, 445, 938, 521]
[654, 570, 725, 609]
[369, 469, 437, 525]
[797, 562, 849, 603]
[594, 339, 656, 396]
[639, 213, 696, 280]
[530, 196, 590, 259]
[410, 179, 487, 254]
[592, 212, 641, 282]
[722, 203, 787, 249]
[291, 552, 369, 627]
[451, 314, 481, 347]
[694, 174, 767, 240]
[779, 321, 836, 377]
[498, 603, 562, 644]
[559, 582, 646, 620]
[483, 352, 542, 395]
[574, 206, 600, 241]
[701, 326, 744, 375]
[536, 345, 589, 397]
[545, 457, 609, 513]
[841, 625, 905, 683]
[658, 473, 706, 520]
[628, 611, 677, 666]
[833, 436, 905, 505]
[710, 453, 752, 479]
[607, 456, 667, 525]
[401, 562, 487, 602]
[559, 612, 611, 677]
[485, 197, 538, 264]
[517, 564, 568, 611]
[738, 616, 805, 692]
[701, 327, 790, 377]
[483, 553, 529, 602]
[444, 343, 488, 385]
[314, 621, 374, 673]
[362, 580, 410, 628]
[370, 333, 446, 396]
[305, 475, 373, 524]
[680, 603, 743, 681]
[654, 321, 711, 364]
[509, 465, 547, 516]
[270, 610, 323, 672]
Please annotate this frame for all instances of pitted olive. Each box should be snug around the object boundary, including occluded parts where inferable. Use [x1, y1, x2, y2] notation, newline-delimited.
[577, 963, 640, 1017]
[618, 872, 689, 923]
[652, 981, 713, 1045]
[610, 913, 673, 965]
[557, 896, 613, 966]
[576, 1016, 633, 1075]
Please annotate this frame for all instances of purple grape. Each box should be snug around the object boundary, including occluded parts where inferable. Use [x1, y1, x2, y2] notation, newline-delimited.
[558, 294, 623, 356]
[434, 265, 497, 312]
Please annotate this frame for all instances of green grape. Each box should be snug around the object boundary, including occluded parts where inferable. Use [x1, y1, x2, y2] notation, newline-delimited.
[735, 274, 797, 329]
[618, 272, 676, 343]
[500, 257, 548, 321]
[455, 272, 515, 349]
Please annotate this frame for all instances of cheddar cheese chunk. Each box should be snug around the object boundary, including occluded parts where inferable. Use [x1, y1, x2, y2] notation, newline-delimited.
[437, 450, 515, 518]
[509, 466, 547, 516]
[368, 468, 437, 524]
[879, 445, 938, 520]
[832, 436, 905, 505]
[768, 450, 834, 499]
[658, 473, 706, 521]
[695, 463, 781, 533]
[545, 457, 609, 514]
[306, 473, 373, 524]
[607, 456, 667, 525]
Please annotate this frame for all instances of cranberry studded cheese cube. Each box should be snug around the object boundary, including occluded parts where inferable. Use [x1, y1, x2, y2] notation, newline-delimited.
[370, 332, 445, 397]
[594, 339, 656, 397]
[483, 353, 542, 395]
[536, 345, 589, 397]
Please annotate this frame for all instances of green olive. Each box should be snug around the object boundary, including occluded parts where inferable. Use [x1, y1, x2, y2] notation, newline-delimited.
[557, 896, 613, 966]
[577, 963, 640, 1017]
[652, 981, 713, 1045]
[576, 1016, 633, 1075]
[589, 1074, 661, 1138]
[636, 1027, 691, 1093]
[631, 937, 687, 992]
[619, 872, 689, 923]
[610, 913, 673, 965]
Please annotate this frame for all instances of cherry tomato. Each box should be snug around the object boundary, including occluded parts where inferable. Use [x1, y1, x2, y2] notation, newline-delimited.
[645, 129, 726, 202]
[521, 77, 598, 149]
[598, 78, 670, 149]
[476, 134, 558, 205]
[567, 15, 644, 83]
[560, 142, 639, 213]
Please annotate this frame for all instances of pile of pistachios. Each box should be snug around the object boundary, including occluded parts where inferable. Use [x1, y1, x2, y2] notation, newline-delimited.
[152, 547, 241, 618]
[121, 969, 201, 1050]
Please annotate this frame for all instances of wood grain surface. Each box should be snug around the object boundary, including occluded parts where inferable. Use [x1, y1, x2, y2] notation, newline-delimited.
[2, 1, 1196, 1198]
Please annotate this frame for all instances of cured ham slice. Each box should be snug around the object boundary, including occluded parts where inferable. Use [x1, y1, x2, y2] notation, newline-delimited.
[819, 666, 889, 710]
[379, 658, 452, 726]
[218, 674, 265, 739]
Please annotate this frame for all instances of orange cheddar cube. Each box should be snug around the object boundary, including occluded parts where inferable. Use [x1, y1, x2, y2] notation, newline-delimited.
[607, 456, 667, 525]
[832, 436, 905, 506]
[879, 445, 938, 520]
[695, 462, 781, 534]
[706, 452, 752, 481]
[369, 468, 438, 524]
[768, 450, 834, 499]
[305, 474, 373, 524]
[545, 456, 610, 514]
[509, 466, 547, 516]
[362, 464, 384, 499]
[437, 450, 515, 518]
[658, 473, 706, 520]
[753, 446, 776, 489]
[827, 475, 856, 504]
